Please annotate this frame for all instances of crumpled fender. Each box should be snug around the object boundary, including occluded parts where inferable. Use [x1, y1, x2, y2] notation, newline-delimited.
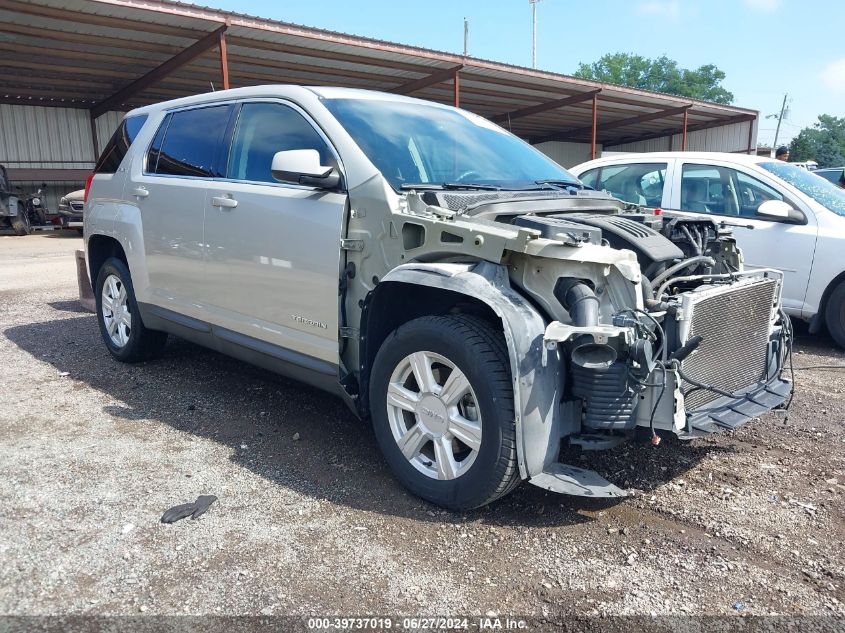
[380, 260, 561, 479]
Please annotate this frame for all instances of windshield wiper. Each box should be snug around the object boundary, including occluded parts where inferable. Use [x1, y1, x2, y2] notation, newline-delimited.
[399, 182, 502, 191]
[534, 179, 589, 190]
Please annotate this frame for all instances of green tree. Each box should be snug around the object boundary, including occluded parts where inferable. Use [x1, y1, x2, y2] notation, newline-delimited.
[573, 53, 734, 104]
[788, 115, 845, 167]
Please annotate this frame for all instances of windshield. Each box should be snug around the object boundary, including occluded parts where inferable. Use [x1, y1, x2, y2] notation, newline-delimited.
[322, 98, 580, 190]
[759, 161, 845, 216]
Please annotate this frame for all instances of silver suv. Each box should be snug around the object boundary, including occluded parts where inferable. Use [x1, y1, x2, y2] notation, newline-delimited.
[85, 86, 793, 509]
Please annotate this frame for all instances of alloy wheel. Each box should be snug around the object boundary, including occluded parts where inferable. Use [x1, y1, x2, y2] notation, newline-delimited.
[101, 274, 131, 348]
[385, 351, 482, 480]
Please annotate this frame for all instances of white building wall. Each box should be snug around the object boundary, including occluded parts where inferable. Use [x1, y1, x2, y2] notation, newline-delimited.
[0, 105, 126, 169]
[533, 141, 603, 169]
[94, 111, 127, 154]
[604, 120, 757, 155]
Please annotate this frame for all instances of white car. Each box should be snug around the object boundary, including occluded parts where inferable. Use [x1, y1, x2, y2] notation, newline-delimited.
[570, 152, 845, 347]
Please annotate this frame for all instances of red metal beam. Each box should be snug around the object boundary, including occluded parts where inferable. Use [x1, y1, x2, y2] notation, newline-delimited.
[490, 88, 600, 124]
[453, 71, 460, 107]
[90, 24, 227, 117]
[590, 93, 598, 160]
[219, 28, 230, 90]
[393, 65, 463, 96]
[532, 103, 693, 144]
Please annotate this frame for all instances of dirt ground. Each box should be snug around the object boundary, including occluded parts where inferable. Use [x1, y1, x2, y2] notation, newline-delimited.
[1, 233, 843, 622]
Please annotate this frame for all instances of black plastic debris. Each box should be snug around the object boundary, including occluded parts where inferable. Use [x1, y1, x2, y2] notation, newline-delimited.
[161, 495, 217, 524]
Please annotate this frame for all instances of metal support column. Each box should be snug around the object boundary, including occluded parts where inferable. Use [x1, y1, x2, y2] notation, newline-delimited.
[89, 112, 99, 162]
[453, 70, 460, 107]
[747, 117, 755, 154]
[682, 108, 688, 150]
[590, 94, 598, 160]
[219, 28, 230, 90]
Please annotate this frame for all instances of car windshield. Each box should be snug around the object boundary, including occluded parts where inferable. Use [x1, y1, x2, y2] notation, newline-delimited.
[322, 98, 580, 191]
[759, 161, 845, 216]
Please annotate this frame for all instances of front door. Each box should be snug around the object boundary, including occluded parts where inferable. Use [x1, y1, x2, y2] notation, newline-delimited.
[202, 100, 347, 364]
[668, 160, 817, 314]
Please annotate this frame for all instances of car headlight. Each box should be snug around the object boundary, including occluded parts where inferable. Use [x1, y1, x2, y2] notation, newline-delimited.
[60, 197, 67, 205]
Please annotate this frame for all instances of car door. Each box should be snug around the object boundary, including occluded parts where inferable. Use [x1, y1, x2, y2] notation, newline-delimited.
[126, 103, 234, 316]
[668, 159, 817, 314]
[202, 100, 348, 365]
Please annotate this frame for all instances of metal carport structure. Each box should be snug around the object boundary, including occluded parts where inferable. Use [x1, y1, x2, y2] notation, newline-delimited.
[0, 0, 758, 191]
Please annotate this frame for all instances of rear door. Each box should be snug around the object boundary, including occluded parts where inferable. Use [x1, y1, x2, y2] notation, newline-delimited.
[667, 159, 817, 313]
[126, 103, 233, 315]
[202, 100, 348, 365]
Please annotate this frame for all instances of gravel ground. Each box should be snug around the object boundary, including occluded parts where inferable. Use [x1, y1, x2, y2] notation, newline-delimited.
[1, 233, 844, 621]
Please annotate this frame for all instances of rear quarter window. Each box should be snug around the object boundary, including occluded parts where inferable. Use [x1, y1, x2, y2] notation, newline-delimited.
[94, 114, 148, 174]
[146, 105, 232, 178]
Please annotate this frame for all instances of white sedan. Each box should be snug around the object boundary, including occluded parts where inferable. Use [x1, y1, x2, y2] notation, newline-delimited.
[570, 152, 845, 347]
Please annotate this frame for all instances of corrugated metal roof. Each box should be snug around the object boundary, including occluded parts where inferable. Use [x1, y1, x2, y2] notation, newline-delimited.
[0, 0, 757, 147]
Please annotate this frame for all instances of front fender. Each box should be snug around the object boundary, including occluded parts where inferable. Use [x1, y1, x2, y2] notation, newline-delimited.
[380, 261, 561, 479]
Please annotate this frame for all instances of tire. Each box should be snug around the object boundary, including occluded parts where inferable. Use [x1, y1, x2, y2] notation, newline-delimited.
[95, 257, 167, 362]
[825, 280, 845, 349]
[9, 206, 31, 236]
[369, 315, 520, 510]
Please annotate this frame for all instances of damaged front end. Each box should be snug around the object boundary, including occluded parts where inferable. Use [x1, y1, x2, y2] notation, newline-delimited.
[403, 190, 792, 498]
[506, 206, 793, 498]
[366, 188, 793, 500]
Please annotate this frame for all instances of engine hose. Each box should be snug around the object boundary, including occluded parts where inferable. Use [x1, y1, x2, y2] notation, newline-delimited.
[649, 256, 716, 296]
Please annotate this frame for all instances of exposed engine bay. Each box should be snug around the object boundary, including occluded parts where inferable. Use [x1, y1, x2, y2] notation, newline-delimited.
[412, 189, 792, 457]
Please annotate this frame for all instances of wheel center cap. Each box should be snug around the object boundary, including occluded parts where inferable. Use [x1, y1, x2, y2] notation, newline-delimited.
[418, 394, 448, 436]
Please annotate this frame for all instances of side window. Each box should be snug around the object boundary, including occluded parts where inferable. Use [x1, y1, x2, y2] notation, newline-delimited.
[681, 164, 728, 215]
[596, 163, 667, 206]
[226, 102, 336, 184]
[735, 171, 784, 217]
[681, 164, 784, 217]
[94, 114, 148, 174]
[578, 168, 599, 189]
[150, 105, 232, 178]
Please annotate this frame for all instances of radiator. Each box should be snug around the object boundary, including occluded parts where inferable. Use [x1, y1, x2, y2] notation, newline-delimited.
[677, 277, 779, 409]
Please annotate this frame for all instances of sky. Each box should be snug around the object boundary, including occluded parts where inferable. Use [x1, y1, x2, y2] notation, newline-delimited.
[192, 0, 845, 147]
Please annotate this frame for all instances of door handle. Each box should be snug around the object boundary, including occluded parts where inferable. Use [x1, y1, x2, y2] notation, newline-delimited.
[211, 195, 238, 209]
[131, 186, 149, 198]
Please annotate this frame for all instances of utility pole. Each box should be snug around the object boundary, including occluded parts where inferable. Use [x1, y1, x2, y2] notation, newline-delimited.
[771, 93, 788, 150]
[529, 0, 543, 69]
[463, 17, 468, 56]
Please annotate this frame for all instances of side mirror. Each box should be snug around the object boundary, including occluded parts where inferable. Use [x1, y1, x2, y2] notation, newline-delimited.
[757, 199, 804, 223]
[271, 149, 340, 190]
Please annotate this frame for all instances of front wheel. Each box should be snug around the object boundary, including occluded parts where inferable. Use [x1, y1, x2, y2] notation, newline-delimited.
[95, 257, 167, 362]
[825, 280, 845, 349]
[369, 315, 520, 510]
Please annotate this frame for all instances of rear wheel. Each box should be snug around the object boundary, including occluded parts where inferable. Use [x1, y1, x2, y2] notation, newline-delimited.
[9, 204, 31, 236]
[825, 280, 845, 349]
[369, 315, 520, 510]
[95, 257, 167, 362]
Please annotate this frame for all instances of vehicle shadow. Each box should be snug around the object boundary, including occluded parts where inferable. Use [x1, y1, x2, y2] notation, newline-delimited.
[4, 313, 730, 528]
